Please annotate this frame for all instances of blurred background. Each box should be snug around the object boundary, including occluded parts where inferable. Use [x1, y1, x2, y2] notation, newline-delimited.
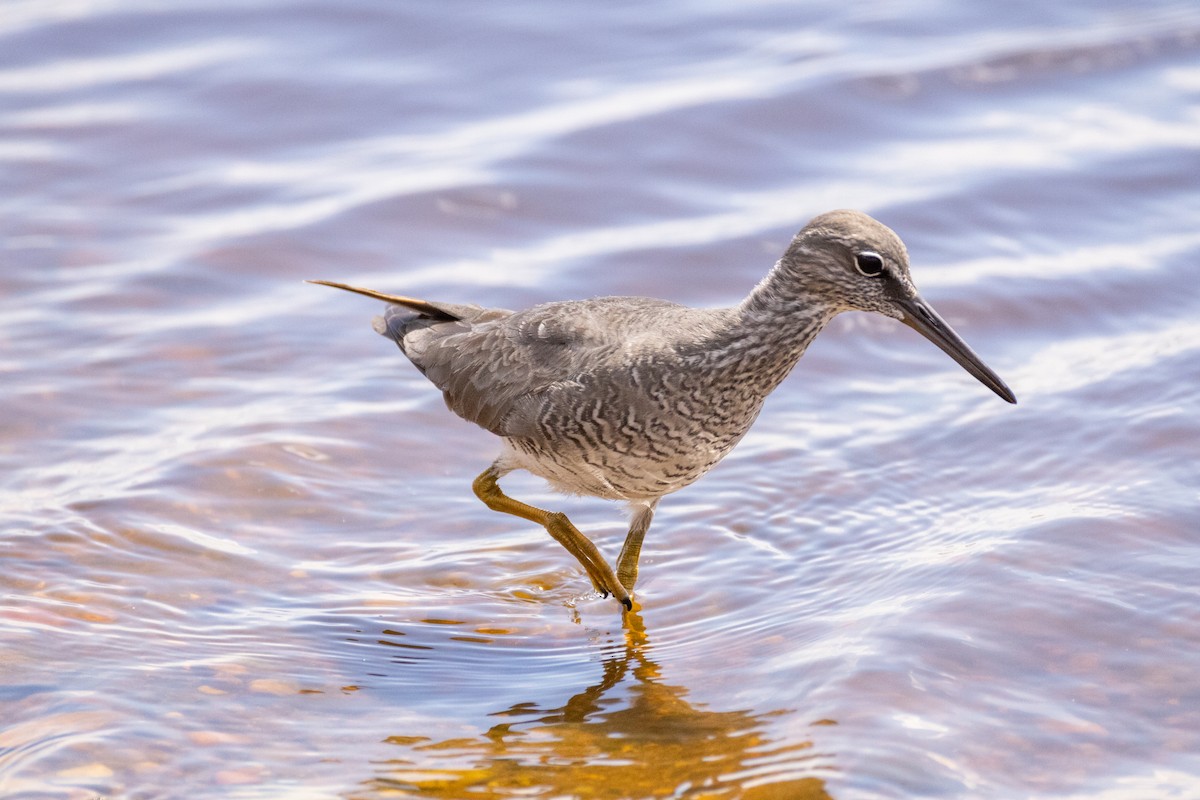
[2, 1, 1199, 798]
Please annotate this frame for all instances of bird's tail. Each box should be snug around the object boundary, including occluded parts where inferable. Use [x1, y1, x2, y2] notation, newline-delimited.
[306, 280, 460, 321]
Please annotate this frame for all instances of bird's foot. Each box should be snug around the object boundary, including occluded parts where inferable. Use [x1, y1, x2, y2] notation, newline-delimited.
[587, 576, 632, 611]
[532, 509, 631, 613]
[612, 587, 633, 612]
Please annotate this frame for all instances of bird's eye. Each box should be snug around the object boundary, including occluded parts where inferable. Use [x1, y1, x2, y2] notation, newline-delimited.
[854, 251, 884, 277]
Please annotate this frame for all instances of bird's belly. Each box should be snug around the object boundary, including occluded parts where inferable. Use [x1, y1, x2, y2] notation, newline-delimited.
[499, 434, 734, 502]
[498, 369, 767, 502]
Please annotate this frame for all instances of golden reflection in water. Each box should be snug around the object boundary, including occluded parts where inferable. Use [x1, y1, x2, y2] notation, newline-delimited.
[355, 613, 833, 799]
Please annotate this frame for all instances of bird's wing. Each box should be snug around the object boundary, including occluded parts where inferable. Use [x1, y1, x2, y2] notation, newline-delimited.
[389, 297, 686, 437]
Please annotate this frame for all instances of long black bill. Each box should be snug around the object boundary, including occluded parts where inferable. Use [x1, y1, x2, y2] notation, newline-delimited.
[896, 295, 1017, 404]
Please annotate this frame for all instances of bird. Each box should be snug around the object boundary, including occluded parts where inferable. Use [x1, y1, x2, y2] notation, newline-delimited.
[310, 209, 1015, 612]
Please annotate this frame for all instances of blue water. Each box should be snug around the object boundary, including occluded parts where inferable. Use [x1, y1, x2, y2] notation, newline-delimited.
[2, 1, 1199, 798]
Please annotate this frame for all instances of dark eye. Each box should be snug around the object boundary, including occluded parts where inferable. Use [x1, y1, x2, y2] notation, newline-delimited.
[854, 251, 884, 277]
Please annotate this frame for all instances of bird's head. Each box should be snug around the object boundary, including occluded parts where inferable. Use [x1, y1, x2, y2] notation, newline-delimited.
[784, 209, 1016, 404]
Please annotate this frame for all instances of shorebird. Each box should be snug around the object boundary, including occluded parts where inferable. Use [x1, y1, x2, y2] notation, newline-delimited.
[311, 209, 1015, 611]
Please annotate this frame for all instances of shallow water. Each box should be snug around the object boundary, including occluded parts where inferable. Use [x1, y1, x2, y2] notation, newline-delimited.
[3, 1, 1200, 798]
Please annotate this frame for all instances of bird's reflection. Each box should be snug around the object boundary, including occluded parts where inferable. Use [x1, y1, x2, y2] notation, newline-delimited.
[361, 611, 834, 799]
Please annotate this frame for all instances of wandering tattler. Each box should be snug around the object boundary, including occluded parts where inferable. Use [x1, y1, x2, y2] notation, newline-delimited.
[311, 210, 1015, 611]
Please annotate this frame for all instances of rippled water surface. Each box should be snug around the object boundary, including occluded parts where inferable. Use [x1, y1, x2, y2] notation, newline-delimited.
[3, 2, 1200, 798]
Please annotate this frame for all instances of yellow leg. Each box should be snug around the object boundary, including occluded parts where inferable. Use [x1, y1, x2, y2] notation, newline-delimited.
[616, 502, 656, 592]
[472, 464, 631, 610]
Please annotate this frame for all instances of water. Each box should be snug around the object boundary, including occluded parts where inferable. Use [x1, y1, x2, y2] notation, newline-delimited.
[3, 1, 1199, 798]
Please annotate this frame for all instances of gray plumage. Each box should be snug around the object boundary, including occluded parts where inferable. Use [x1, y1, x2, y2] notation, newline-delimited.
[311, 209, 1015, 612]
